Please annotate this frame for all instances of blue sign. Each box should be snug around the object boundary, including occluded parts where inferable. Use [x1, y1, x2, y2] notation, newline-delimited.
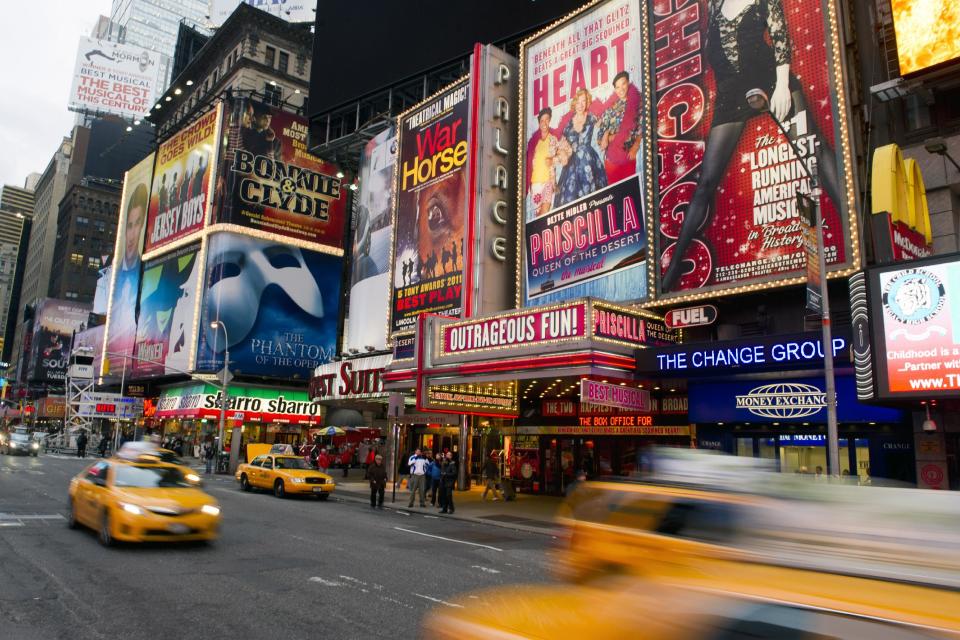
[689, 376, 904, 424]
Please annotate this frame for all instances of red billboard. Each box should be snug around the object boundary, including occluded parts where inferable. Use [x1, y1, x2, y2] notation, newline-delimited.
[215, 97, 347, 248]
[654, 0, 856, 300]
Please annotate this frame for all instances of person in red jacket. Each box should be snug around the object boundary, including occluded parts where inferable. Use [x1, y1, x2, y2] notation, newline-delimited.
[317, 449, 330, 474]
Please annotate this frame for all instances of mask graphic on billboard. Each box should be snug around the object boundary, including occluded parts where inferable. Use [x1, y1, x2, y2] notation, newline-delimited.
[347, 128, 396, 352]
[145, 106, 220, 252]
[655, 0, 855, 299]
[390, 79, 469, 336]
[520, 0, 651, 306]
[103, 153, 153, 376]
[195, 233, 341, 379]
[29, 299, 91, 383]
[216, 97, 347, 248]
[131, 244, 200, 377]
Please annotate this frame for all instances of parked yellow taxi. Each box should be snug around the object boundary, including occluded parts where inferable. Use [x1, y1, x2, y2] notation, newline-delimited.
[235, 454, 335, 499]
[67, 457, 221, 546]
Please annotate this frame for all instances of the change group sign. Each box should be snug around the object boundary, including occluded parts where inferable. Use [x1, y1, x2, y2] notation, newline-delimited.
[68, 38, 163, 119]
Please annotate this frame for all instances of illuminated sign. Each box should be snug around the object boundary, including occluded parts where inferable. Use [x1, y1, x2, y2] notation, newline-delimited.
[441, 304, 586, 355]
[541, 400, 576, 417]
[310, 354, 392, 400]
[664, 305, 717, 330]
[870, 144, 932, 263]
[735, 383, 826, 419]
[577, 414, 654, 428]
[513, 424, 687, 436]
[95, 403, 117, 415]
[892, 1, 960, 76]
[642, 335, 848, 374]
[421, 382, 518, 417]
[593, 303, 678, 346]
[580, 379, 650, 412]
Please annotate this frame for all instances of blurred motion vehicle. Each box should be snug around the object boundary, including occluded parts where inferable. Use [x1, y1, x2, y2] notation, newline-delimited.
[1, 427, 40, 456]
[115, 441, 201, 485]
[235, 454, 335, 499]
[423, 449, 960, 638]
[67, 457, 221, 546]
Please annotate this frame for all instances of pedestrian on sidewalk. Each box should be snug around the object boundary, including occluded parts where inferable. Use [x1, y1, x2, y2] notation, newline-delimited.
[365, 445, 376, 471]
[482, 455, 502, 501]
[76, 430, 88, 458]
[440, 451, 457, 514]
[98, 432, 110, 458]
[407, 449, 428, 508]
[317, 448, 330, 474]
[427, 452, 443, 506]
[203, 441, 215, 474]
[367, 454, 387, 509]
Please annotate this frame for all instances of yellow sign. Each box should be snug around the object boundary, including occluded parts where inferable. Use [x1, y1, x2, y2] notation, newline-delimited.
[871, 144, 932, 261]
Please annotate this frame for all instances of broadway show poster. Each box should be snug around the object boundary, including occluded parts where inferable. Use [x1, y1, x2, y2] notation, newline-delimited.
[195, 232, 341, 379]
[655, 0, 855, 298]
[144, 105, 220, 252]
[875, 258, 960, 398]
[215, 97, 347, 248]
[390, 79, 469, 336]
[521, 0, 650, 306]
[28, 299, 91, 384]
[131, 244, 200, 377]
[103, 152, 153, 376]
[347, 127, 396, 352]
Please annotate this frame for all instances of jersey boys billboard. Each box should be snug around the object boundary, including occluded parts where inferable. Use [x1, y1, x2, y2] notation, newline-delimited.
[390, 79, 469, 336]
[216, 97, 347, 248]
[145, 105, 220, 253]
[519, 0, 651, 307]
[654, 0, 857, 300]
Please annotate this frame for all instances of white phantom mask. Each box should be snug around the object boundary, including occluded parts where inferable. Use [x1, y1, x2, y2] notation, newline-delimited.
[203, 234, 324, 352]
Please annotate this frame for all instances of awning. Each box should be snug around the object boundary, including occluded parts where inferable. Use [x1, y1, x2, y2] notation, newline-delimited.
[325, 408, 366, 427]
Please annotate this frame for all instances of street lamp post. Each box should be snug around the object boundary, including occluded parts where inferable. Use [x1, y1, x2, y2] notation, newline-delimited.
[209, 320, 233, 473]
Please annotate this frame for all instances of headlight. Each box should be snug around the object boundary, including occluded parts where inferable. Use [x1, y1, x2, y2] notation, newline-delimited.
[291, 477, 304, 483]
[120, 503, 143, 515]
[185, 473, 200, 483]
[200, 504, 220, 516]
[31, 443, 38, 449]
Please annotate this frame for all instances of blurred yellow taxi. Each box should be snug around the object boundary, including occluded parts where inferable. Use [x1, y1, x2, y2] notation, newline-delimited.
[67, 457, 221, 546]
[235, 454, 334, 499]
[115, 441, 203, 486]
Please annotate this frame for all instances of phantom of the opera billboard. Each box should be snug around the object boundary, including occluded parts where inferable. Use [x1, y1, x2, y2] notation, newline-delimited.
[653, 0, 858, 301]
[390, 79, 469, 336]
[131, 244, 201, 378]
[144, 105, 220, 253]
[195, 232, 342, 380]
[347, 128, 396, 351]
[215, 97, 347, 248]
[519, 0, 653, 307]
[103, 152, 153, 376]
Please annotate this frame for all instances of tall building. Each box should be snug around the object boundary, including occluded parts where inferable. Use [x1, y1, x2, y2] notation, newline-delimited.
[1, 185, 36, 216]
[0, 194, 32, 363]
[110, 0, 208, 88]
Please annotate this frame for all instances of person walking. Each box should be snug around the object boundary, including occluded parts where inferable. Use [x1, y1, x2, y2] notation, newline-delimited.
[367, 453, 388, 509]
[440, 451, 458, 514]
[407, 449, 428, 508]
[204, 441, 215, 474]
[482, 455, 502, 501]
[76, 430, 88, 459]
[317, 448, 330, 474]
[427, 453, 443, 506]
[98, 432, 110, 458]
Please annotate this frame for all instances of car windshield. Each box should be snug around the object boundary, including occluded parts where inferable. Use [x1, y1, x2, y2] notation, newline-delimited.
[114, 465, 192, 488]
[11, 432, 30, 442]
[274, 457, 310, 470]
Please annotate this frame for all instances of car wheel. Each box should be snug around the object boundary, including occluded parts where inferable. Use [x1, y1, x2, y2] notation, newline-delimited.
[274, 480, 285, 498]
[98, 510, 114, 547]
[317, 493, 330, 501]
[67, 498, 78, 529]
[240, 474, 251, 492]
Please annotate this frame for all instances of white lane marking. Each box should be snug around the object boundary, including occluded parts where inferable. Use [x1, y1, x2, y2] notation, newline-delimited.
[471, 565, 501, 574]
[0, 522, 24, 528]
[339, 575, 367, 586]
[308, 577, 342, 586]
[424, 515, 439, 519]
[395, 510, 410, 516]
[393, 526, 503, 552]
[414, 593, 463, 608]
[0, 514, 64, 521]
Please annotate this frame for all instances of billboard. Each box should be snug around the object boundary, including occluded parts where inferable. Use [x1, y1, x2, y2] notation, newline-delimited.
[390, 78, 470, 336]
[654, 0, 857, 300]
[215, 97, 347, 247]
[208, 0, 317, 27]
[519, 0, 651, 306]
[103, 152, 154, 376]
[195, 232, 341, 379]
[346, 128, 395, 352]
[869, 253, 960, 399]
[892, 0, 960, 75]
[68, 37, 163, 119]
[131, 244, 201, 377]
[28, 299, 92, 384]
[144, 106, 220, 253]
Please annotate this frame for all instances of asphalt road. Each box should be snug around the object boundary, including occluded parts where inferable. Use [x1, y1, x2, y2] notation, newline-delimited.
[0, 452, 554, 640]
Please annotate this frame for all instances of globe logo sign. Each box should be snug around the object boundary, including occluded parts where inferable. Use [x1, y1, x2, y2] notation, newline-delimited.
[734, 382, 827, 419]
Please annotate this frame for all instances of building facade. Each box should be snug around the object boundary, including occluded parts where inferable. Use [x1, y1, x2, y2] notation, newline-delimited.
[0, 205, 32, 363]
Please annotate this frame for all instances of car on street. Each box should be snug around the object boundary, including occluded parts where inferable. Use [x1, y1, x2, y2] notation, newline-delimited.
[1, 428, 40, 456]
[67, 457, 221, 546]
[236, 454, 335, 499]
[115, 442, 202, 486]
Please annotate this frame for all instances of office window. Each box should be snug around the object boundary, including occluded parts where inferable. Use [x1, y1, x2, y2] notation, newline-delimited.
[87, 256, 101, 269]
[264, 82, 282, 106]
[278, 51, 289, 75]
[70, 253, 83, 266]
[265, 45, 276, 67]
[904, 94, 932, 132]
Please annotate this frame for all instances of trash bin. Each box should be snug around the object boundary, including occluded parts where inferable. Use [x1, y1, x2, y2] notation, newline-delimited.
[216, 452, 230, 474]
[501, 477, 517, 501]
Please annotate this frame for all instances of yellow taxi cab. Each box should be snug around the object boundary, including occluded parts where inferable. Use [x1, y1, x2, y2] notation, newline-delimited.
[67, 456, 221, 546]
[235, 453, 335, 499]
[115, 442, 203, 486]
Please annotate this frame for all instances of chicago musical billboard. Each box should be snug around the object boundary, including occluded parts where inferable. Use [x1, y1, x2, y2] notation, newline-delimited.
[519, 0, 652, 306]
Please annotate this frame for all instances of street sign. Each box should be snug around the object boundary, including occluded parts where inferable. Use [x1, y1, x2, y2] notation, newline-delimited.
[664, 305, 718, 330]
[218, 367, 234, 386]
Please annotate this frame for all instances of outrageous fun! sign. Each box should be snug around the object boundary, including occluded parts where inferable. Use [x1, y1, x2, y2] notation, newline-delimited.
[520, 0, 652, 306]
[390, 79, 470, 336]
[145, 106, 220, 252]
[654, 0, 856, 300]
[441, 304, 587, 355]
